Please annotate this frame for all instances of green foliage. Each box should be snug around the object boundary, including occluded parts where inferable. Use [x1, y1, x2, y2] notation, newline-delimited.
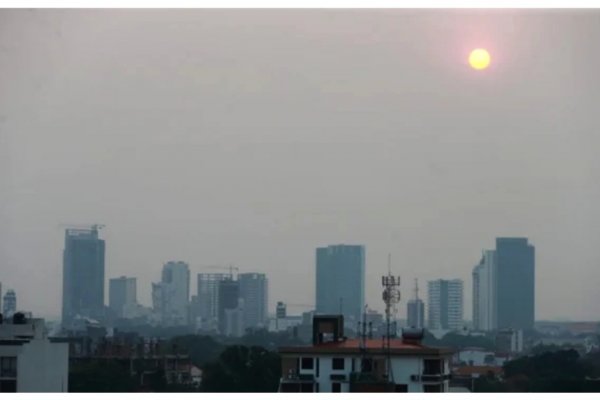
[167, 335, 225, 367]
[201, 345, 281, 392]
[69, 360, 138, 392]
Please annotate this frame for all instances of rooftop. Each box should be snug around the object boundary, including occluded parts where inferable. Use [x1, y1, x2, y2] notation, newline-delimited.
[279, 338, 453, 356]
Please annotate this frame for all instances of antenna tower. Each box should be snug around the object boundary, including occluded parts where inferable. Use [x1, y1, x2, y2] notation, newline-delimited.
[381, 253, 401, 384]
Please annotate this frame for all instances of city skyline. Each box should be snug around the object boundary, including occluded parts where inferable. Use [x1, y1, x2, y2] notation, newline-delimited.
[2, 10, 600, 322]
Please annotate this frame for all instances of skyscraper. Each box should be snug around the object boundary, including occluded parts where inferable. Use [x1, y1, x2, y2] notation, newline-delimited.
[217, 278, 240, 334]
[109, 276, 137, 318]
[427, 279, 463, 331]
[152, 261, 190, 327]
[195, 273, 229, 331]
[238, 273, 268, 329]
[315, 244, 365, 324]
[62, 226, 105, 325]
[495, 238, 535, 330]
[3, 289, 16, 318]
[472, 250, 497, 331]
[407, 280, 425, 329]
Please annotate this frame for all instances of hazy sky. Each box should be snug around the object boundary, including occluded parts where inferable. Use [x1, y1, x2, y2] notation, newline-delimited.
[1, 9, 599, 321]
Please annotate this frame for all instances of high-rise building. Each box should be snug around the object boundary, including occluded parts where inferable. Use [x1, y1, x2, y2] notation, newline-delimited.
[62, 226, 105, 325]
[472, 250, 497, 331]
[496, 238, 535, 330]
[152, 261, 190, 327]
[3, 289, 16, 318]
[109, 276, 137, 318]
[276, 301, 287, 319]
[407, 280, 425, 329]
[315, 244, 365, 325]
[195, 273, 229, 331]
[238, 273, 268, 329]
[427, 279, 463, 331]
[217, 278, 240, 334]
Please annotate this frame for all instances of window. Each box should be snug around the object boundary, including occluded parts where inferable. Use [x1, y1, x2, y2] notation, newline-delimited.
[332, 358, 345, 370]
[0, 380, 17, 393]
[423, 384, 443, 392]
[332, 382, 341, 392]
[300, 383, 314, 392]
[301, 357, 314, 370]
[423, 359, 442, 375]
[0, 357, 17, 378]
[395, 384, 408, 392]
[361, 358, 373, 373]
[316, 358, 320, 377]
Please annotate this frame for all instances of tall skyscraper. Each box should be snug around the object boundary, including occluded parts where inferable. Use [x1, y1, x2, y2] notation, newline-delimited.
[407, 279, 425, 329]
[427, 279, 464, 331]
[3, 289, 16, 318]
[109, 276, 137, 318]
[238, 273, 268, 329]
[62, 226, 105, 325]
[196, 273, 229, 328]
[152, 261, 190, 327]
[218, 278, 240, 334]
[495, 238, 535, 330]
[472, 250, 497, 331]
[315, 244, 365, 324]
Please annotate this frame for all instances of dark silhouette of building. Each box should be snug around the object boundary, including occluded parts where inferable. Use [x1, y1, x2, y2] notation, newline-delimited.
[62, 226, 105, 325]
[495, 238, 535, 330]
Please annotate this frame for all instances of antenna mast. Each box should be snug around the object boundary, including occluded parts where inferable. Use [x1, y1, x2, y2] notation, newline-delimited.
[381, 253, 401, 385]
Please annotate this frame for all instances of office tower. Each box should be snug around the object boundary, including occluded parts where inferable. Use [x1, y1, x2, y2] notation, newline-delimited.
[224, 298, 245, 337]
[62, 226, 105, 325]
[315, 244, 365, 324]
[3, 289, 16, 318]
[217, 278, 240, 334]
[495, 238, 535, 330]
[427, 279, 463, 331]
[407, 280, 425, 329]
[196, 273, 229, 328]
[238, 273, 268, 329]
[152, 261, 190, 327]
[472, 250, 497, 331]
[109, 276, 137, 318]
[276, 302, 287, 319]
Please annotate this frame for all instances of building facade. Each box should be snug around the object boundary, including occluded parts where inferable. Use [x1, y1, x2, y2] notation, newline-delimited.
[238, 273, 268, 330]
[2, 290, 16, 319]
[62, 226, 105, 325]
[472, 250, 497, 331]
[495, 238, 535, 330]
[195, 273, 229, 331]
[152, 261, 190, 327]
[407, 299, 425, 329]
[0, 315, 69, 392]
[427, 279, 463, 331]
[108, 276, 137, 318]
[278, 316, 452, 392]
[315, 245, 365, 325]
[217, 278, 240, 334]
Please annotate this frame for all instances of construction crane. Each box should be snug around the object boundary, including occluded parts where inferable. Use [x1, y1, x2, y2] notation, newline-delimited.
[202, 265, 239, 278]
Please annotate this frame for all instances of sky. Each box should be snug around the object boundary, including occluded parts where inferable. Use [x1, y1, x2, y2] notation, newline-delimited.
[1, 9, 599, 321]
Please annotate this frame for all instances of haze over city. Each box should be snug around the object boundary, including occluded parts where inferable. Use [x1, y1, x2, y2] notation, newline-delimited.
[1, 9, 600, 321]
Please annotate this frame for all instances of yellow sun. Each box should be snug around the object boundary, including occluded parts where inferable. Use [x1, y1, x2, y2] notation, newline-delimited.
[469, 48, 491, 70]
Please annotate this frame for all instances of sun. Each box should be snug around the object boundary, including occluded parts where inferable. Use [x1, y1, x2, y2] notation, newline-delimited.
[469, 48, 491, 70]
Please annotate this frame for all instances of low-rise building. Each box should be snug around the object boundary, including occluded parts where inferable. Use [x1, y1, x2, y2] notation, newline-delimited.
[0, 313, 69, 392]
[278, 315, 453, 392]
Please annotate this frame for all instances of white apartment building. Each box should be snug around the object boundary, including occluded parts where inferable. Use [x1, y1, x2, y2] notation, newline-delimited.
[427, 279, 463, 331]
[0, 314, 69, 392]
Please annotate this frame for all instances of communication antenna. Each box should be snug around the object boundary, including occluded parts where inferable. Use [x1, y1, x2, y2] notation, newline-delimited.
[381, 253, 401, 384]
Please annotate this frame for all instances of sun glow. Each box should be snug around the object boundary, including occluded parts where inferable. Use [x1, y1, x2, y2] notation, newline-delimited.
[469, 49, 491, 70]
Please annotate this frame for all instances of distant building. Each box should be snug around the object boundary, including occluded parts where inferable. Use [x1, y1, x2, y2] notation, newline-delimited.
[278, 315, 453, 392]
[495, 238, 535, 330]
[407, 280, 425, 329]
[472, 250, 497, 331]
[152, 261, 190, 327]
[2, 289, 16, 318]
[0, 314, 69, 392]
[427, 279, 463, 331]
[315, 245, 365, 325]
[109, 277, 137, 318]
[217, 278, 240, 334]
[238, 273, 268, 329]
[62, 226, 105, 325]
[276, 302, 287, 319]
[195, 273, 229, 331]
[224, 299, 245, 337]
